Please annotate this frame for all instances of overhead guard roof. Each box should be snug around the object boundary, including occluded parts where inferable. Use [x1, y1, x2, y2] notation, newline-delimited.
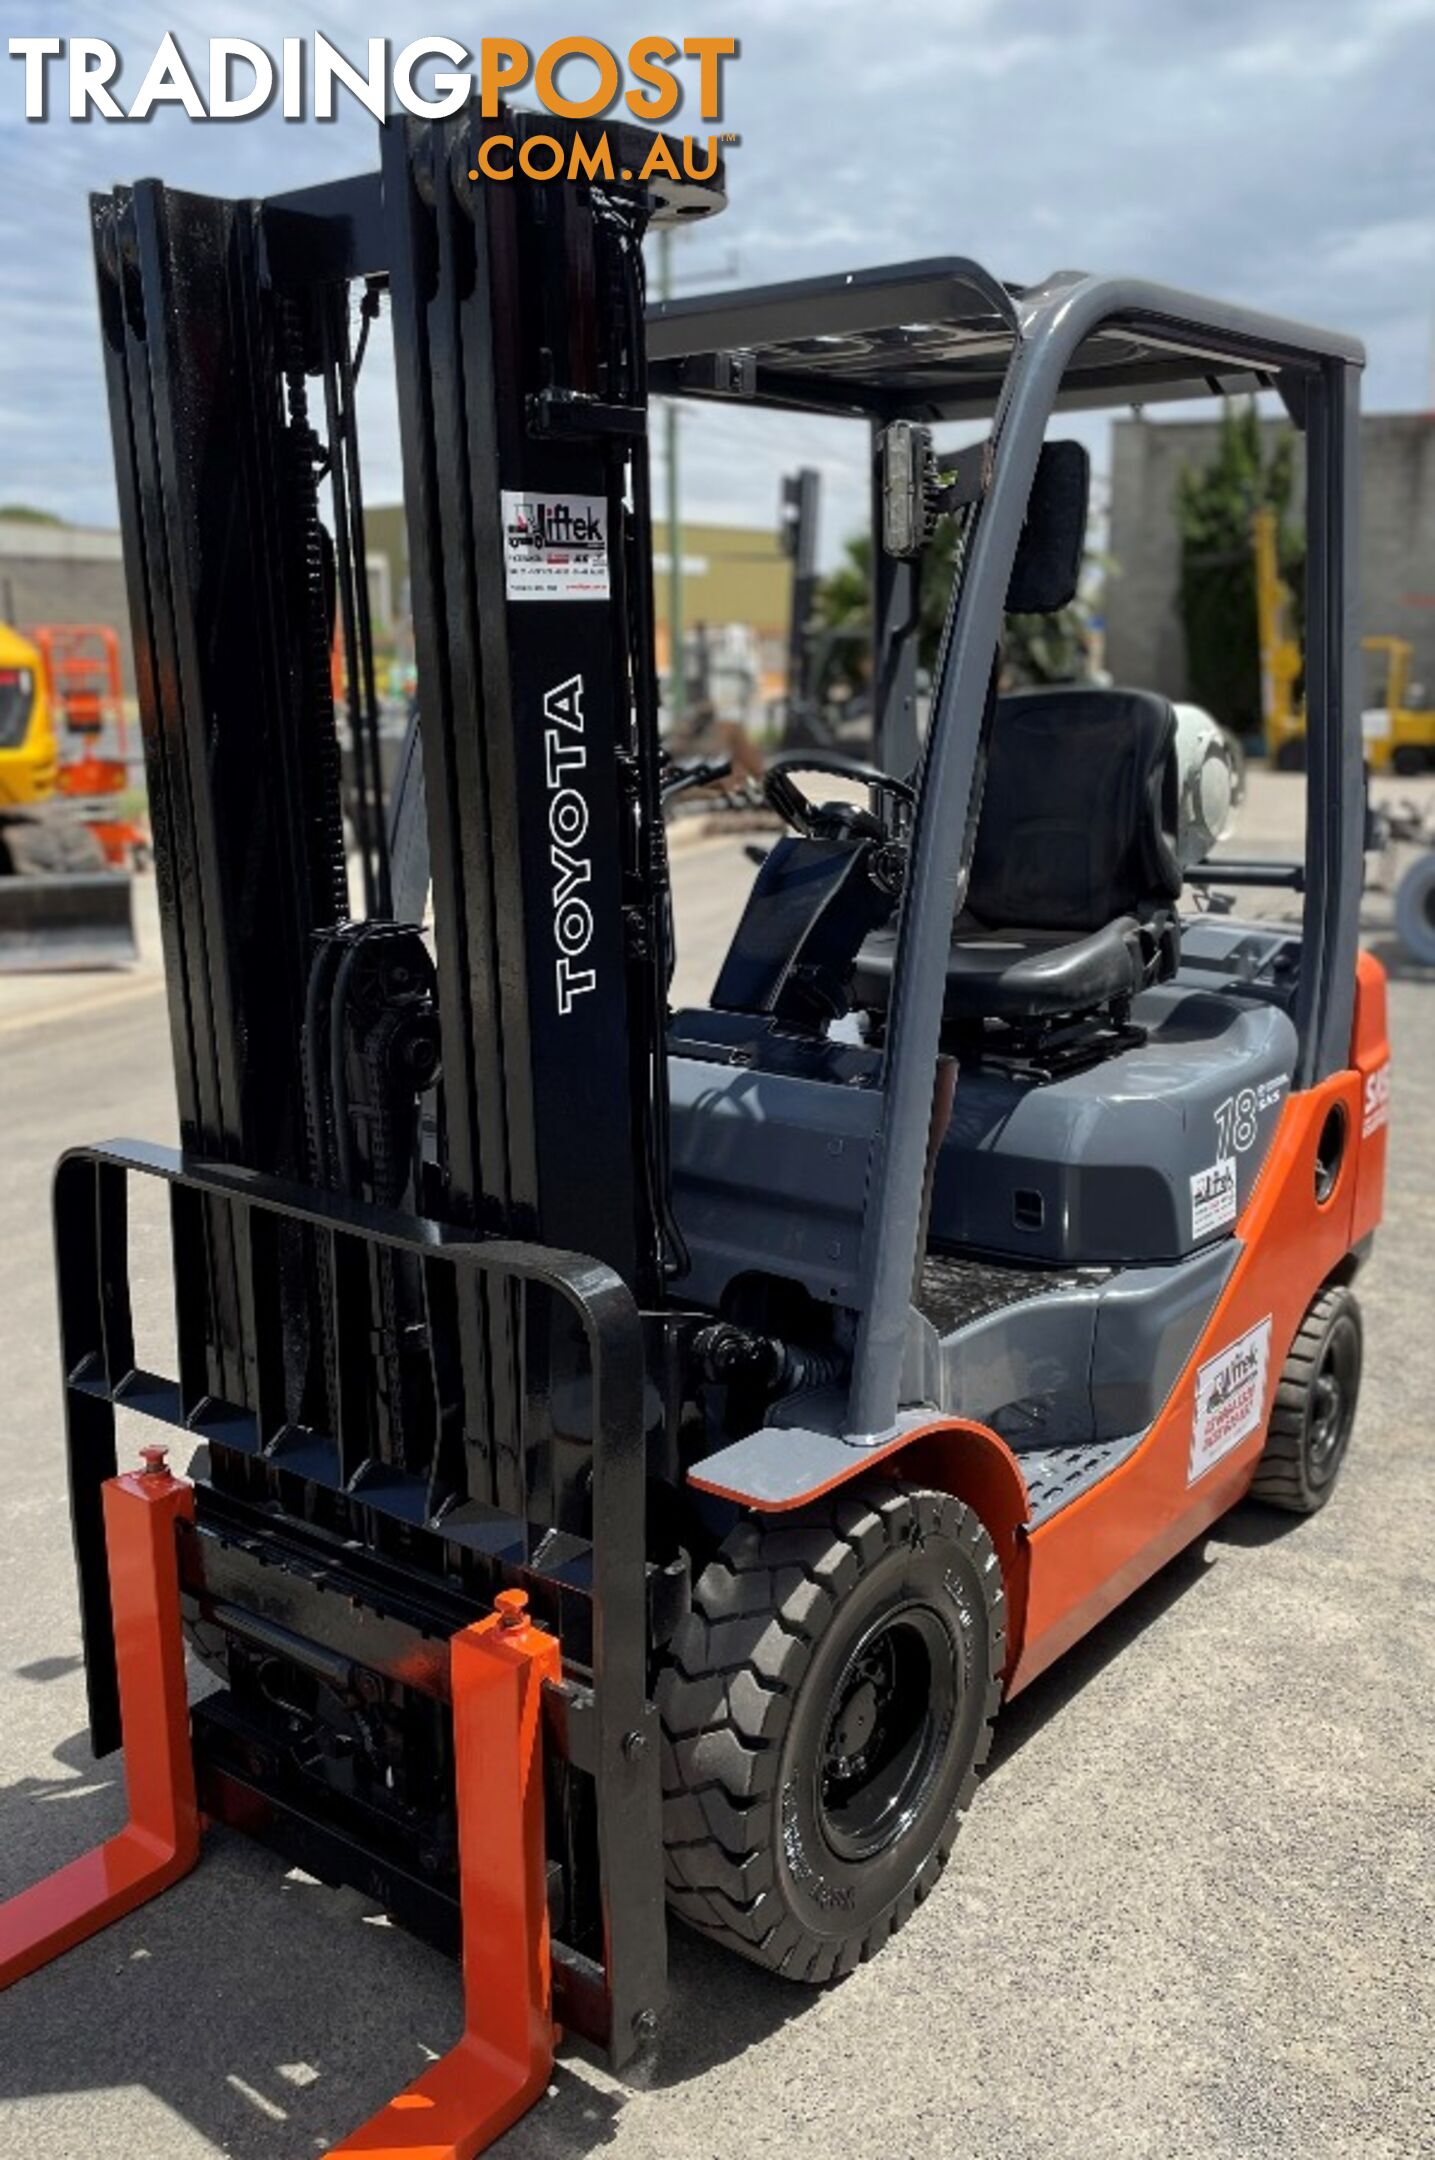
[645, 257, 1362, 422]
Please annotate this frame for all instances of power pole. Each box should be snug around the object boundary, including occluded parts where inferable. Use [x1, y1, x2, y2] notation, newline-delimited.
[660, 226, 683, 728]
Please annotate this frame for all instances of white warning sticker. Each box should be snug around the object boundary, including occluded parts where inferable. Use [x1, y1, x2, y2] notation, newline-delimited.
[1190, 1156, 1238, 1239]
[1362, 1060, 1391, 1137]
[501, 490, 610, 602]
[1189, 1316, 1272, 1483]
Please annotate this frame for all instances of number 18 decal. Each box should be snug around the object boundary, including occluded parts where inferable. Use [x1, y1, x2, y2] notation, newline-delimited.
[1214, 1075, 1286, 1158]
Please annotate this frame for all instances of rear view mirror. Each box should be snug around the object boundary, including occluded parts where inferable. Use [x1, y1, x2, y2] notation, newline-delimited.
[1007, 440, 1089, 614]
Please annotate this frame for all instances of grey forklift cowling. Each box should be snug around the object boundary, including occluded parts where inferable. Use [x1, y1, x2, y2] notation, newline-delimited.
[651, 267, 1365, 1464]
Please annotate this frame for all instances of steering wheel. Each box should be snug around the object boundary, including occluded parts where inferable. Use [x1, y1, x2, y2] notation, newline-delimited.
[763, 751, 916, 842]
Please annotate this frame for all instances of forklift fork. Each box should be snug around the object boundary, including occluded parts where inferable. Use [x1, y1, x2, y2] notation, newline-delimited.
[0, 1452, 564, 2160]
[0, 1450, 198, 1987]
[333, 1590, 561, 2159]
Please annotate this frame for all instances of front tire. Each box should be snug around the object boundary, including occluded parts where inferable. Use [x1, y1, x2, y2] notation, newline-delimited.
[1249, 1286, 1363, 1514]
[658, 1484, 1005, 1982]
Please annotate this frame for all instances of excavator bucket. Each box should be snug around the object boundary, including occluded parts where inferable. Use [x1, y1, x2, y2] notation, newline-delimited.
[0, 871, 138, 972]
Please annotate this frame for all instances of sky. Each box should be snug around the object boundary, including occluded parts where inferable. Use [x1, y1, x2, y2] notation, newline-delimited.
[3, 1, 1435, 566]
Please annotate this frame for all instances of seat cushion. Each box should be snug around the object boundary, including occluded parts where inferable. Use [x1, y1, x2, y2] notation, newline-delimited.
[854, 916, 1150, 1023]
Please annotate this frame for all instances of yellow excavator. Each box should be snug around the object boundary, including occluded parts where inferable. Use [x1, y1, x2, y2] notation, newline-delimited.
[1253, 508, 1435, 772]
[0, 620, 137, 969]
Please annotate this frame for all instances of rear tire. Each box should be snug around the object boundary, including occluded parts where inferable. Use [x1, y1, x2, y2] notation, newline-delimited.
[658, 1483, 1004, 1981]
[1249, 1286, 1363, 1514]
[1394, 851, 1435, 965]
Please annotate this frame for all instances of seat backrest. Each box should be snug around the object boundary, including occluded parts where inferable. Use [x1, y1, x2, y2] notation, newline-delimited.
[965, 686, 1182, 932]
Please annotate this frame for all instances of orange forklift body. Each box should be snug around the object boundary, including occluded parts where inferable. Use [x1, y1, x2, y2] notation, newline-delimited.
[694, 952, 1390, 1696]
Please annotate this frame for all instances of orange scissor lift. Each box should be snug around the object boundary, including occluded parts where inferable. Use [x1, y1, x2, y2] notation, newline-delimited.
[33, 622, 149, 868]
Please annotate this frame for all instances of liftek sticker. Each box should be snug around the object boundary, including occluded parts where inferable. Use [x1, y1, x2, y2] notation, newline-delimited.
[1362, 1060, 1391, 1137]
[1189, 1316, 1272, 1484]
[1190, 1156, 1238, 1239]
[501, 490, 610, 601]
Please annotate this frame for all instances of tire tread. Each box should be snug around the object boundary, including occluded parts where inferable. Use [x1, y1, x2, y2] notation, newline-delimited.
[1249, 1284, 1362, 1514]
[658, 1482, 1005, 1979]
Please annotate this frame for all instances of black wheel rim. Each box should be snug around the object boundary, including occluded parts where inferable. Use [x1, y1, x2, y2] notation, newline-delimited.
[1308, 1317, 1359, 1481]
[816, 1603, 958, 1863]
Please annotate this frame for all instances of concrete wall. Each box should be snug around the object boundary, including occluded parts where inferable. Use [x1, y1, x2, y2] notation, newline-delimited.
[0, 519, 394, 699]
[0, 521, 132, 688]
[652, 520, 794, 694]
[1105, 411, 1435, 711]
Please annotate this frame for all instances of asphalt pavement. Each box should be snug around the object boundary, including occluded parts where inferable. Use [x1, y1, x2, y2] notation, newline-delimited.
[0, 773, 1431, 2160]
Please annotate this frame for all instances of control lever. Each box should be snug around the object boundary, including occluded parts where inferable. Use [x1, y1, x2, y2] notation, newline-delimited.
[661, 752, 735, 801]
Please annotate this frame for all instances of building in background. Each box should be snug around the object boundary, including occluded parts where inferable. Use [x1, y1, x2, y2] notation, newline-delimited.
[2, 500, 792, 712]
[0, 517, 132, 681]
[651, 520, 794, 704]
[0, 514, 393, 700]
[1105, 411, 1435, 710]
[365, 504, 795, 718]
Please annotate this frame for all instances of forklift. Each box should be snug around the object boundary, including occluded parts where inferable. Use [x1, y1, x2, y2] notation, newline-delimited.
[777, 462, 923, 765]
[1256, 503, 1435, 772]
[1, 104, 1388, 2155]
[1360, 630, 1435, 774]
[1253, 501, 1310, 769]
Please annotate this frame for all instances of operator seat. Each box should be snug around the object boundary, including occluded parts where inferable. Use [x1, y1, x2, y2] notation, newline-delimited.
[854, 686, 1183, 1025]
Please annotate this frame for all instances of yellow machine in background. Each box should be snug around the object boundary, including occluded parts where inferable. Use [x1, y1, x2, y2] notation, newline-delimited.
[0, 619, 136, 969]
[1251, 506, 1307, 768]
[1360, 632, 1435, 774]
[1252, 509, 1435, 772]
[0, 620, 58, 804]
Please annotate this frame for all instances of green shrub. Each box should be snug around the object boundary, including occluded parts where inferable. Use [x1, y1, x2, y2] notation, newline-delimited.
[1176, 402, 1303, 741]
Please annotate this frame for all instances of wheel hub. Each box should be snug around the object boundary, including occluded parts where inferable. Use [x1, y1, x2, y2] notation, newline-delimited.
[830, 1676, 882, 1768]
[817, 1604, 958, 1863]
[1309, 1362, 1344, 1466]
[1304, 1312, 1361, 1486]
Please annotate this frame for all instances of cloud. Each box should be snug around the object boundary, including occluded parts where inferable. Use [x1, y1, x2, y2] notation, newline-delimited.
[1, 0, 1432, 561]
